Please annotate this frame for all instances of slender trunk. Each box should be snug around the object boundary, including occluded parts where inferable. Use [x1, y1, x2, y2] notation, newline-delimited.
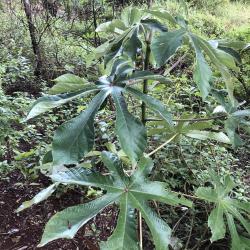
[23, 0, 42, 77]
[92, 0, 98, 46]
[141, 39, 151, 125]
[141, 0, 153, 125]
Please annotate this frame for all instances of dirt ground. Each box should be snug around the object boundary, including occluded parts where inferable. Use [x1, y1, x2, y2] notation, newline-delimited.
[0, 170, 117, 250]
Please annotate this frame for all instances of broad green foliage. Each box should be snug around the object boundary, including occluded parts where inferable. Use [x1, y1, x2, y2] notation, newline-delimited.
[18, 4, 250, 250]
[148, 119, 231, 144]
[27, 59, 172, 165]
[196, 174, 250, 249]
[212, 89, 250, 147]
[94, 7, 243, 102]
[36, 152, 192, 248]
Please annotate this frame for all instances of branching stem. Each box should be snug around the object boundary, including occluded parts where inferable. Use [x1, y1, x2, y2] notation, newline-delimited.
[146, 114, 227, 123]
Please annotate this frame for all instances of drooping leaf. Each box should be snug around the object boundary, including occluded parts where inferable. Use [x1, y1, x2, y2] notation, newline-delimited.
[16, 184, 57, 212]
[151, 29, 186, 66]
[190, 34, 212, 99]
[96, 20, 127, 33]
[123, 26, 142, 60]
[189, 34, 237, 102]
[38, 193, 120, 247]
[208, 205, 226, 242]
[117, 71, 171, 85]
[26, 87, 98, 120]
[129, 197, 171, 250]
[52, 90, 109, 165]
[121, 7, 141, 27]
[146, 10, 177, 25]
[185, 130, 231, 144]
[112, 87, 147, 163]
[100, 194, 138, 250]
[231, 109, 250, 117]
[126, 87, 173, 125]
[226, 213, 243, 250]
[141, 19, 168, 32]
[49, 74, 90, 94]
[224, 117, 243, 147]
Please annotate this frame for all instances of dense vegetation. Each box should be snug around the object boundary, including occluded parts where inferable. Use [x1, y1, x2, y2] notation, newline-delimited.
[0, 0, 249, 249]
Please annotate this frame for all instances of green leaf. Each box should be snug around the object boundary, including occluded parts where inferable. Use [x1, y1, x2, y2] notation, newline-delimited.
[190, 34, 212, 99]
[189, 34, 236, 102]
[129, 197, 171, 250]
[225, 205, 250, 235]
[52, 90, 109, 165]
[118, 71, 171, 85]
[100, 194, 138, 250]
[196, 175, 250, 250]
[35, 152, 193, 248]
[195, 187, 218, 203]
[38, 193, 119, 247]
[208, 205, 226, 242]
[51, 166, 120, 192]
[101, 151, 128, 185]
[121, 7, 141, 27]
[141, 19, 168, 32]
[225, 117, 243, 147]
[123, 27, 142, 60]
[112, 87, 147, 163]
[96, 20, 127, 33]
[151, 29, 186, 66]
[49, 74, 90, 94]
[126, 87, 173, 125]
[16, 184, 57, 212]
[26, 87, 98, 120]
[185, 130, 231, 144]
[226, 213, 242, 250]
[232, 109, 250, 117]
[146, 10, 177, 25]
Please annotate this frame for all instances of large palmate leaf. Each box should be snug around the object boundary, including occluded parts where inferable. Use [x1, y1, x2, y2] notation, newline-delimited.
[151, 29, 186, 66]
[33, 152, 192, 249]
[52, 90, 110, 165]
[26, 86, 98, 120]
[212, 90, 250, 147]
[94, 7, 171, 66]
[188, 33, 238, 102]
[196, 174, 250, 249]
[27, 57, 173, 167]
[111, 87, 147, 163]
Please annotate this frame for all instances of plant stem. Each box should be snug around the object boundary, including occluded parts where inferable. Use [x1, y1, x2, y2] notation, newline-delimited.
[146, 134, 178, 157]
[165, 52, 188, 75]
[141, 37, 152, 125]
[145, 114, 227, 123]
[139, 212, 143, 250]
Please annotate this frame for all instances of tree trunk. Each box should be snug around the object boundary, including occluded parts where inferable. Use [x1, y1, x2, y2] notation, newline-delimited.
[22, 0, 43, 78]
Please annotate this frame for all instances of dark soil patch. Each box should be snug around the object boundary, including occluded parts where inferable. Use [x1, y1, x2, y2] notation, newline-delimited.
[0, 170, 118, 250]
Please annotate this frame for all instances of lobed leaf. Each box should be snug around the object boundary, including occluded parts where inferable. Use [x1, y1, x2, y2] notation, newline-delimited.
[52, 90, 109, 165]
[112, 87, 147, 164]
[26, 87, 98, 120]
